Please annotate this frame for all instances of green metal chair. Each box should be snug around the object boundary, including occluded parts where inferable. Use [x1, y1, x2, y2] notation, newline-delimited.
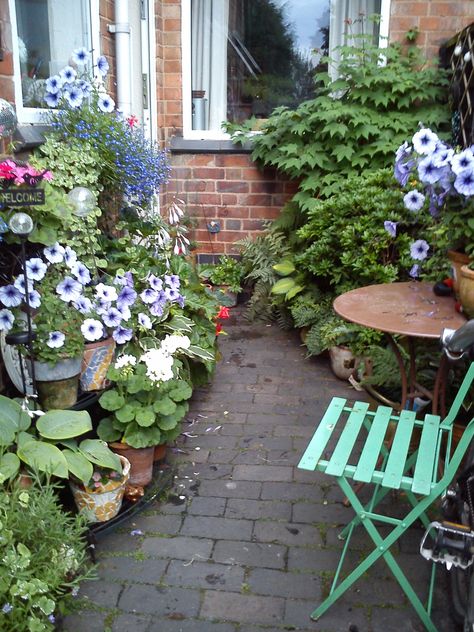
[298, 362, 474, 632]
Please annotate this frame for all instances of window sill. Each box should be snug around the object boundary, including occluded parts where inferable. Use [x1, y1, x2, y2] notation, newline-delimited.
[13, 125, 52, 151]
[170, 137, 253, 154]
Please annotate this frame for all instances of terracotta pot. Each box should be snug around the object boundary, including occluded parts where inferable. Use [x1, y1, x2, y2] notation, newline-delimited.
[153, 443, 167, 462]
[80, 337, 115, 392]
[329, 345, 356, 380]
[70, 455, 130, 523]
[448, 250, 471, 298]
[459, 264, 474, 318]
[109, 442, 154, 486]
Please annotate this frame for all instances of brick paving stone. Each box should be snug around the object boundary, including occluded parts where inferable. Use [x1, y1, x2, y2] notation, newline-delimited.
[78, 580, 123, 608]
[284, 598, 369, 631]
[134, 512, 183, 534]
[247, 567, 321, 600]
[178, 463, 233, 480]
[99, 557, 168, 584]
[148, 621, 237, 632]
[165, 560, 245, 591]
[141, 535, 213, 561]
[225, 498, 292, 521]
[212, 540, 286, 569]
[261, 481, 318, 501]
[288, 546, 360, 574]
[231, 450, 268, 465]
[61, 612, 107, 631]
[232, 464, 293, 482]
[187, 496, 227, 516]
[200, 591, 285, 625]
[181, 515, 253, 540]
[253, 520, 322, 546]
[292, 501, 352, 525]
[111, 613, 152, 631]
[197, 479, 262, 499]
[119, 585, 201, 617]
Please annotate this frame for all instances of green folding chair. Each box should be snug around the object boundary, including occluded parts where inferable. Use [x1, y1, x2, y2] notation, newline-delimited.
[298, 362, 474, 632]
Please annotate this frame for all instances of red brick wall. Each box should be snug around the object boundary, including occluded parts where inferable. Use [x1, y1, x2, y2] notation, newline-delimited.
[390, 1, 473, 59]
[167, 153, 298, 257]
[101, 1, 117, 102]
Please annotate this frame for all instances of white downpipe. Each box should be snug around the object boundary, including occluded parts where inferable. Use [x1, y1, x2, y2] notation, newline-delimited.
[110, 0, 132, 116]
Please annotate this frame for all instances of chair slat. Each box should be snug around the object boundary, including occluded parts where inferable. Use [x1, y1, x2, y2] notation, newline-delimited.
[325, 401, 370, 476]
[353, 405, 393, 483]
[298, 397, 346, 471]
[382, 410, 416, 489]
[411, 414, 441, 495]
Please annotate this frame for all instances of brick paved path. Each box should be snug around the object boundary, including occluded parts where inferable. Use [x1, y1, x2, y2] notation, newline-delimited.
[63, 310, 453, 632]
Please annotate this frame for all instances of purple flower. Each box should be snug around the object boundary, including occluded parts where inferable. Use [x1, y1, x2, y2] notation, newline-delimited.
[409, 264, 420, 278]
[395, 141, 411, 162]
[165, 274, 180, 289]
[112, 326, 133, 344]
[117, 304, 131, 321]
[148, 274, 163, 291]
[412, 128, 439, 155]
[164, 287, 180, 301]
[98, 94, 115, 113]
[403, 190, 425, 212]
[44, 91, 60, 107]
[117, 286, 137, 308]
[48, 614, 56, 624]
[26, 258, 47, 281]
[451, 148, 474, 175]
[14, 274, 28, 294]
[140, 288, 158, 304]
[95, 283, 118, 302]
[0, 285, 23, 308]
[72, 47, 90, 65]
[454, 168, 474, 197]
[44, 242, 65, 264]
[410, 239, 429, 261]
[56, 277, 82, 302]
[64, 246, 78, 268]
[149, 300, 165, 317]
[138, 312, 152, 329]
[95, 298, 112, 316]
[1, 603, 12, 614]
[417, 156, 444, 184]
[59, 65, 77, 83]
[124, 272, 134, 288]
[81, 318, 104, 342]
[73, 295, 93, 314]
[71, 261, 91, 285]
[47, 331, 65, 348]
[102, 307, 123, 328]
[431, 143, 453, 167]
[97, 55, 109, 76]
[64, 85, 84, 108]
[394, 159, 414, 187]
[28, 290, 41, 309]
[0, 309, 14, 332]
[384, 221, 398, 237]
[45, 75, 62, 94]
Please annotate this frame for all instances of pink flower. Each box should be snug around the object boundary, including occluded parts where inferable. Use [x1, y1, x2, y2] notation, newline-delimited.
[92, 472, 101, 481]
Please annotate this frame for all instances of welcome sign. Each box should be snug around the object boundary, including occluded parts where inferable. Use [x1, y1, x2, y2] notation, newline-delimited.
[0, 188, 45, 206]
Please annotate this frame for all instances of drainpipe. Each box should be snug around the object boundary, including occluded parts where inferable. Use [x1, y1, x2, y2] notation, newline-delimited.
[108, 0, 132, 116]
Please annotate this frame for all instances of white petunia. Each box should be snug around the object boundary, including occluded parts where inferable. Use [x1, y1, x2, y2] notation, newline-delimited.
[26, 258, 47, 281]
[47, 331, 65, 348]
[138, 313, 152, 329]
[81, 318, 104, 342]
[44, 242, 65, 264]
[95, 283, 118, 302]
[56, 277, 82, 303]
[0, 285, 23, 308]
[64, 246, 78, 268]
[0, 309, 14, 332]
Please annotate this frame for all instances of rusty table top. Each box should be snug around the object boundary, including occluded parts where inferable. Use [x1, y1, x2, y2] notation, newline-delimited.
[333, 282, 466, 339]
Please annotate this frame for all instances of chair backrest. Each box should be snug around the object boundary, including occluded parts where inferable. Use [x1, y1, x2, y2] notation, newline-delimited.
[441, 361, 474, 429]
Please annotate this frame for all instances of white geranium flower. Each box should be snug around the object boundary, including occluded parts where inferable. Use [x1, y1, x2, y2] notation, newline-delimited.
[114, 354, 137, 369]
[161, 334, 191, 355]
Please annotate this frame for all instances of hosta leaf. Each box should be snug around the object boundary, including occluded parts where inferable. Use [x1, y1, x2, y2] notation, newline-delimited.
[63, 449, 93, 485]
[0, 453, 20, 482]
[18, 441, 69, 478]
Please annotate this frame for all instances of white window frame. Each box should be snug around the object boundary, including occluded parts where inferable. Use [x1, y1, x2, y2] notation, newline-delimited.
[181, 0, 391, 140]
[9, 0, 101, 125]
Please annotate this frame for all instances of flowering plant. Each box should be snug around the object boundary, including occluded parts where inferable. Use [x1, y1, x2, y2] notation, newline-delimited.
[43, 48, 169, 208]
[394, 127, 474, 262]
[97, 334, 196, 448]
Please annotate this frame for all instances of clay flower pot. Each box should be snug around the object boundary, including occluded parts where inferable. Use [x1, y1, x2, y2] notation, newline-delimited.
[109, 442, 154, 486]
[459, 264, 474, 318]
[448, 250, 471, 299]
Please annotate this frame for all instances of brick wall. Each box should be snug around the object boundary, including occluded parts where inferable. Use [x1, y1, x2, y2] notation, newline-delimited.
[390, 1, 473, 59]
[167, 153, 298, 257]
[100, 1, 117, 102]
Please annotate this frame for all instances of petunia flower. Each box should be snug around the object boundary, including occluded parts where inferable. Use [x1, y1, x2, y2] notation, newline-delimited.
[403, 190, 425, 212]
[44, 242, 65, 264]
[97, 55, 109, 76]
[412, 128, 439, 155]
[59, 65, 77, 83]
[98, 94, 115, 113]
[72, 47, 90, 65]
[410, 239, 429, 261]
[138, 312, 152, 329]
[117, 304, 131, 321]
[73, 296, 93, 314]
[26, 258, 47, 281]
[95, 283, 118, 302]
[64, 246, 78, 268]
[56, 277, 82, 302]
[0, 285, 23, 308]
[71, 261, 91, 285]
[149, 299, 166, 317]
[44, 91, 60, 108]
[0, 309, 14, 331]
[81, 318, 104, 342]
[409, 264, 420, 278]
[1, 603, 12, 614]
[383, 221, 398, 238]
[102, 307, 123, 328]
[417, 156, 444, 185]
[454, 168, 474, 197]
[112, 326, 133, 344]
[47, 331, 65, 348]
[451, 148, 474, 175]
[164, 287, 180, 301]
[140, 288, 158, 304]
[165, 274, 180, 289]
[28, 290, 41, 309]
[45, 75, 62, 94]
[148, 275, 163, 291]
[117, 286, 137, 308]
[64, 85, 84, 108]
[14, 275, 29, 294]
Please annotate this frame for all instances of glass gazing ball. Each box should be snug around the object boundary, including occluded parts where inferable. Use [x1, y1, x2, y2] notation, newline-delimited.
[0, 100, 18, 138]
[9, 212, 34, 236]
[67, 187, 96, 217]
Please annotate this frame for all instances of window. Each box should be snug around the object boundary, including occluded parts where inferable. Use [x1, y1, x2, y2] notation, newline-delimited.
[183, 0, 389, 138]
[10, 0, 99, 124]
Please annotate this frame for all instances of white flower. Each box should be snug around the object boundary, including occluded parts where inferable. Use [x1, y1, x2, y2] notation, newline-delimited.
[0, 285, 23, 308]
[14, 275, 29, 294]
[26, 258, 47, 281]
[98, 94, 115, 113]
[161, 334, 191, 355]
[71, 261, 91, 285]
[0, 309, 14, 332]
[95, 283, 118, 302]
[47, 331, 65, 348]
[28, 290, 41, 309]
[44, 242, 65, 264]
[114, 354, 137, 369]
[59, 65, 77, 83]
[140, 348, 174, 383]
[64, 246, 78, 268]
[81, 318, 104, 342]
[138, 313, 152, 329]
[412, 128, 439, 155]
[72, 47, 90, 65]
[56, 277, 82, 302]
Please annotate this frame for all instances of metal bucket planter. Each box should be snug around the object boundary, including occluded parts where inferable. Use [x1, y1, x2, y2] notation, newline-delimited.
[80, 337, 115, 392]
[29, 356, 82, 410]
[69, 455, 130, 523]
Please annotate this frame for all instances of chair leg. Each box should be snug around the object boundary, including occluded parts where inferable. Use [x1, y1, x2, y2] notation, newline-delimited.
[311, 477, 440, 632]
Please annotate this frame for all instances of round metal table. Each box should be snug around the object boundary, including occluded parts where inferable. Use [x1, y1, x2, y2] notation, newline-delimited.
[333, 282, 467, 413]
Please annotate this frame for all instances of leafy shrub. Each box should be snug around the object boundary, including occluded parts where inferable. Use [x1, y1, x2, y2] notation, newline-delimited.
[0, 480, 94, 631]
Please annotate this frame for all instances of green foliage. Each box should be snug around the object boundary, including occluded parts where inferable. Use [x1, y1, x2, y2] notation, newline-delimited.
[0, 480, 94, 631]
[199, 256, 245, 293]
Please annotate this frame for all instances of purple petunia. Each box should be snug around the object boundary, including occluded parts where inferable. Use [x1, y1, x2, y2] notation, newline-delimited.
[383, 221, 398, 238]
[138, 312, 152, 329]
[0, 309, 14, 332]
[28, 290, 41, 309]
[403, 190, 425, 212]
[97, 55, 109, 76]
[26, 258, 47, 281]
[71, 261, 91, 285]
[47, 331, 65, 348]
[412, 128, 439, 155]
[95, 283, 118, 302]
[59, 65, 77, 84]
[81, 318, 104, 342]
[98, 94, 115, 113]
[44, 242, 65, 264]
[102, 307, 123, 328]
[56, 277, 82, 302]
[117, 286, 137, 308]
[409, 264, 420, 278]
[0, 285, 23, 308]
[45, 75, 62, 94]
[417, 156, 444, 185]
[149, 300, 165, 317]
[410, 239, 429, 261]
[64, 246, 78, 268]
[72, 47, 90, 65]
[454, 168, 474, 197]
[44, 91, 60, 108]
[140, 288, 158, 304]
[148, 275, 163, 291]
[165, 274, 180, 289]
[73, 296, 93, 314]
[112, 326, 133, 344]
[451, 148, 474, 175]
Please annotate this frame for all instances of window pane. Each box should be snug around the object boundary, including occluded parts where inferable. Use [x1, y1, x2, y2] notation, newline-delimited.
[191, 0, 382, 132]
[15, 0, 91, 108]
